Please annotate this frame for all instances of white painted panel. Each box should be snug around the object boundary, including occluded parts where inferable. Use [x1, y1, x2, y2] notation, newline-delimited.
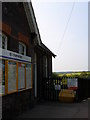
[0, 48, 31, 63]
[8, 61, 16, 92]
[26, 63, 32, 89]
[18, 63, 25, 90]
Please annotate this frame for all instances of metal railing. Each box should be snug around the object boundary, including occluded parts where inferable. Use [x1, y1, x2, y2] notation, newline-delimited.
[42, 77, 90, 102]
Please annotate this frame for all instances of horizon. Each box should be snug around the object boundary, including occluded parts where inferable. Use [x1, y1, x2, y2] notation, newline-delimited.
[54, 70, 90, 73]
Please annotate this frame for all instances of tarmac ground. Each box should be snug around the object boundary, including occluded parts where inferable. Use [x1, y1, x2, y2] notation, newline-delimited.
[15, 99, 88, 119]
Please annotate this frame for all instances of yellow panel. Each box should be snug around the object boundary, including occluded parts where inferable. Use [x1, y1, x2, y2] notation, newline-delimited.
[59, 89, 75, 103]
[3, 58, 32, 95]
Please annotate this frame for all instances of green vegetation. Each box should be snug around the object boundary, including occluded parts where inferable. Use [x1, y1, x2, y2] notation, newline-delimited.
[52, 71, 90, 79]
[52, 72, 59, 78]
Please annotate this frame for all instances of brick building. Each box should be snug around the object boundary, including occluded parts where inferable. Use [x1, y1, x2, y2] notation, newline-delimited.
[0, 2, 55, 119]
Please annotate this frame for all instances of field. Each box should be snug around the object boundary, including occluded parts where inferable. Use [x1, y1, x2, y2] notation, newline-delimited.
[52, 71, 90, 78]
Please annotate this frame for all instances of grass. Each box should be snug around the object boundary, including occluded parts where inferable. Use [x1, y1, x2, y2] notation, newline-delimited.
[52, 71, 90, 79]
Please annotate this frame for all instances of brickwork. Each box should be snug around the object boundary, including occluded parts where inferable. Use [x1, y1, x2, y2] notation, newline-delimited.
[2, 89, 34, 119]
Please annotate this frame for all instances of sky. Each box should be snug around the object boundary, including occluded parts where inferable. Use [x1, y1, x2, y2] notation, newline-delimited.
[32, 1, 88, 72]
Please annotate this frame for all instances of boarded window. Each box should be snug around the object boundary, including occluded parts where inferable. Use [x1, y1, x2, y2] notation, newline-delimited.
[18, 63, 25, 90]
[26, 63, 32, 89]
[8, 61, 16, 92]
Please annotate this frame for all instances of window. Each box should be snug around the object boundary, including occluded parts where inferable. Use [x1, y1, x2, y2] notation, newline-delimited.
[19, 42, 26, 55]
[0, 33, 7, 49]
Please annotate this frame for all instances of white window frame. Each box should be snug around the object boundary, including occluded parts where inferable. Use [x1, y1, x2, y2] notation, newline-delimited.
[19, 42, 26, 56]
[0, 33, 7, 50]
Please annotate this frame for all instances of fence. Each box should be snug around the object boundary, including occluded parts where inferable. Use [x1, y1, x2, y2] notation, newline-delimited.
[42, 77, 90, 102]
[78, 78, 90, 101]
[43, 77, 62, 101]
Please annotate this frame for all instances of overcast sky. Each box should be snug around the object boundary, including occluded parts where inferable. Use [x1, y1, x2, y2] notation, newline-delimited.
[32, 1, 88, 72]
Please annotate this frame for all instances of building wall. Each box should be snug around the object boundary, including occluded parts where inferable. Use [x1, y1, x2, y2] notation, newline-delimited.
[48, 56, 52, 77]
[2, 89, 34, 119]
[1, 2, 53, 119]
[2, 3, 35, 119]
[2, 2, 33, 56]
[35, 47, 53, 100]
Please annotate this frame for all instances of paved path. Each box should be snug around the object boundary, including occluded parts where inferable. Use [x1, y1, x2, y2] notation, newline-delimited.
[16, 99, 88, 119]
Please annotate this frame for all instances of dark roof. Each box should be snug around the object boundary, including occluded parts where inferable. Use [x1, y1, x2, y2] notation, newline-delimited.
[41, 43, 56, 58]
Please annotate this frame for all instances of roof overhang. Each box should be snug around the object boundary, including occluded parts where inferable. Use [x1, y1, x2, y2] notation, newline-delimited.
[36, 43, 56, 58]
[23, 2, 56, 58]
[23, 2, 41, 45]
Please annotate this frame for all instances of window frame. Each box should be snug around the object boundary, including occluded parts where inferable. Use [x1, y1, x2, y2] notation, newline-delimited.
[0, 33, 8, 50]
[19, 42, 26, 56]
